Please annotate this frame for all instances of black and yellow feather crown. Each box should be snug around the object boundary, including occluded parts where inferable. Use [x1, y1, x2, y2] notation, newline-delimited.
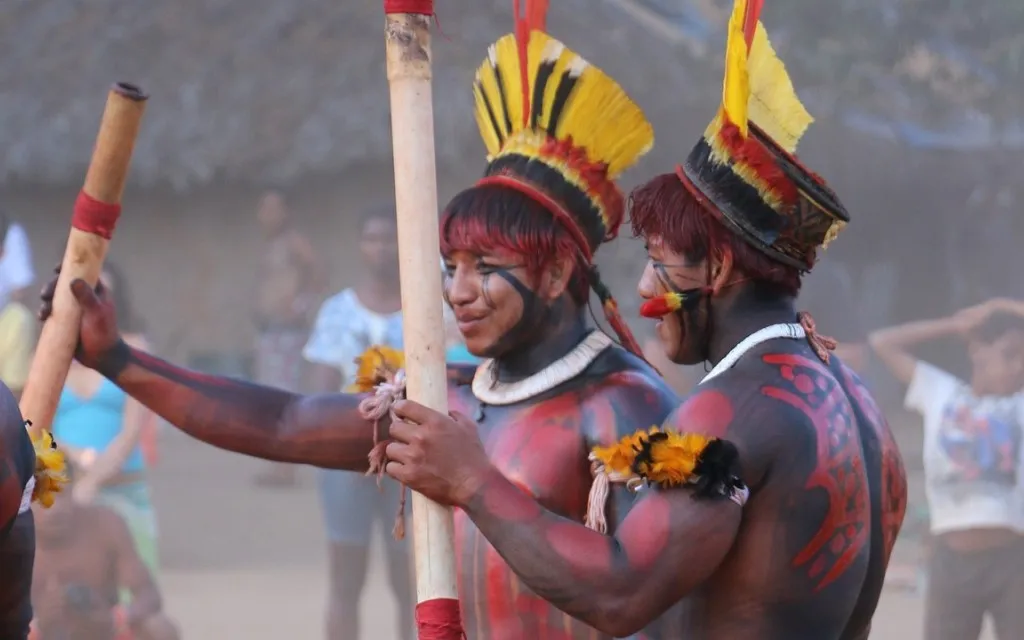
[472, 6, 654, 255]
[678, 0, 849, 270]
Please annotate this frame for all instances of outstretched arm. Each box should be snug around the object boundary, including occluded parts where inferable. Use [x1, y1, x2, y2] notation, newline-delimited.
[39, 278, 381, 471]
[96, 342, 378, 471]
[462, 469, 740, 637]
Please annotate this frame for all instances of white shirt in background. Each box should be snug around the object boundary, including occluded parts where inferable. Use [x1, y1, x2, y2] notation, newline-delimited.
[0, 223, 34, 308]
[302, 289, 404, 391]
[905, 361, 1024, 534]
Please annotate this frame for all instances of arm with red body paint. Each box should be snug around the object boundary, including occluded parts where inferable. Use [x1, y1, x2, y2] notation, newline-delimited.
[389, 383, 756, 637]
[39, 279, 380, 471]
[461, 385, 762, 636]
[462, 467, 741, 636]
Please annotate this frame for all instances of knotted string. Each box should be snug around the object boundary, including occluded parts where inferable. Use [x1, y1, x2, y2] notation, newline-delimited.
[358, 371, 410, 539]
[797, 311, 837, 363]
[585, 454, 642, 533]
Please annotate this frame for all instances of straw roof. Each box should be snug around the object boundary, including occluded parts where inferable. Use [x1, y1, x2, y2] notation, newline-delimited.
[0, 0, 710, 191]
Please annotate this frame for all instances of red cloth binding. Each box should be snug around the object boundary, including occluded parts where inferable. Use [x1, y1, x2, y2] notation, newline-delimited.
[384, 0, 434, 14]
[415, 598, 465, 640]
[71, 191, 121, 240]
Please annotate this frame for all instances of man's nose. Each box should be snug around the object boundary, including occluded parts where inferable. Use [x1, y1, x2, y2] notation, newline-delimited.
[637, 261, 658, 299]
[446, 270, 477, 305]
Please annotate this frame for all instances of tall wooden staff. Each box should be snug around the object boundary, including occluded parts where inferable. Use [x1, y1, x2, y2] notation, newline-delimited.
[21, 83, 148, 440]
[382, 1, 463, 637]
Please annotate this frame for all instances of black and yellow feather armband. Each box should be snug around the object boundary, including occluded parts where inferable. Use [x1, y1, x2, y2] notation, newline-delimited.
[590, 427, 748, 502]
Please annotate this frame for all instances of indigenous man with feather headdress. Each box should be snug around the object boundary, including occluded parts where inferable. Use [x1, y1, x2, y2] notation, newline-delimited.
[380, 1, 909, 638]
[38, 1, 696, 637]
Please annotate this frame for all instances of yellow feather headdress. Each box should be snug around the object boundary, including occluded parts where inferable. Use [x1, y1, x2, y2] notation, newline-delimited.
[472, 3, 654, 252]
[677, 0, 850, 270]
[467, 0, 653, 359]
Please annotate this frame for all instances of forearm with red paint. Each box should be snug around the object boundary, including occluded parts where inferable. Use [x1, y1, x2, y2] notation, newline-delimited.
[96, 341, 378, 471]
[461, 466, 740, 637]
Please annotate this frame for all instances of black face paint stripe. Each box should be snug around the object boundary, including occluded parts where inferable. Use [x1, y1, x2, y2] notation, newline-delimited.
[653, 263, 704, 311]
[482, 267, 550, 358]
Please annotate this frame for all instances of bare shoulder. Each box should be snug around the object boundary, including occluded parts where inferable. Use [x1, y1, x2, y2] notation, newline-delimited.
[577, 346, 680, 442]
[661, 342, 855, 488]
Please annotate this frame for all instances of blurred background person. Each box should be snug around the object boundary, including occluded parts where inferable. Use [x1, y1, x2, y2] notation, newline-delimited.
[870, 298, 1024, 640]
[0, 211, 35, 399]
[251, 189, 323, 488]
[0, 208, 34, 307]
[51, 264, 164, 579]
[302, 205, 411, 640]
[30, 472, 179, 640]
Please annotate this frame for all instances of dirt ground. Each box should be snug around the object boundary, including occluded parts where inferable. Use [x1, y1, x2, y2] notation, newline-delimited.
[150, 429, 994, 640]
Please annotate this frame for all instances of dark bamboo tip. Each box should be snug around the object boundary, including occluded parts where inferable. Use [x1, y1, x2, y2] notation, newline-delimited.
[112, 82, 149, 102]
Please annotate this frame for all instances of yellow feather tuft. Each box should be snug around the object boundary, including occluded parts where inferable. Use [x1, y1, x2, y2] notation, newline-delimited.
[346, 345, 405, 393]
[474, 35, 526, 159]
[591, 427, 715, 488]
[721, 0, 751, 137]
[746, 21, 813, 153]
[30, 428, 67, 508]
[473, 30, 653, 177]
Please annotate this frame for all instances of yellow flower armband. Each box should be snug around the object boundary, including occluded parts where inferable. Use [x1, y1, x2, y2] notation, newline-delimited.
[584, 427, 749, 531]
[26, 421, 68, 509]
[347, 345, 405, 393]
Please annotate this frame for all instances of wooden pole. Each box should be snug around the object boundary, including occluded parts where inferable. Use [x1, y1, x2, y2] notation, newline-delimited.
[21, 83, 148, 439]
[382, 1, 462, 636]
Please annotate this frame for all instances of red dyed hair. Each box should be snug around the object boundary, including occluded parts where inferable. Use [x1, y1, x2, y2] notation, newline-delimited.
[440, 184, 591, 305]
[629, 172, 802, 296]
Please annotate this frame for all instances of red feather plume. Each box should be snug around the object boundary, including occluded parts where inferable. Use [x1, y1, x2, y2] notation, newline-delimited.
[513, 0, 550, 127]
[743, 0, 764, 48]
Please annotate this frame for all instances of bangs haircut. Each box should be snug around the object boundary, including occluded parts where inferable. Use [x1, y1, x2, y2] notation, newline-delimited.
[629, 172, 803, 297]
[440, 184, 590, 305]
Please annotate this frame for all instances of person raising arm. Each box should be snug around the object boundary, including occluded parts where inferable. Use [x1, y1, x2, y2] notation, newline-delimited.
[39, 277, 378, 472]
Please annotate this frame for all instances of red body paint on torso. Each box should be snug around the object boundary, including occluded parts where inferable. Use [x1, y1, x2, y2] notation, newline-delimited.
[838, 366, 908, 565]
[761, 353, 871, 591]
[657, 343, 906, 639]
[447, 369, 676, 640]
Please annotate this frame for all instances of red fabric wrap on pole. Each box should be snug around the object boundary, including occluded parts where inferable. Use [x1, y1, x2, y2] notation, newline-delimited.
[71, 190, 122, 240]
[415, 598, 465, 640]
[384, 0, 434, 14]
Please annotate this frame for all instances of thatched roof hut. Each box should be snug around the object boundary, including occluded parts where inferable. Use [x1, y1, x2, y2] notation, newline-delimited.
[0, 0, 716, 192]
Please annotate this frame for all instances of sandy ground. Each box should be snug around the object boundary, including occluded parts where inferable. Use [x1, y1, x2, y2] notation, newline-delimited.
[150, 429, 994, 640]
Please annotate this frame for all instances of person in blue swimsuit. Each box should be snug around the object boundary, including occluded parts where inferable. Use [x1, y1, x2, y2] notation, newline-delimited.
[52, 263, 161, 578]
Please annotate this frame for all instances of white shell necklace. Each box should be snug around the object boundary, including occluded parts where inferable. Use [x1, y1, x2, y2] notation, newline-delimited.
[700, 323, 806, 384]
[472, 330, 613, 406]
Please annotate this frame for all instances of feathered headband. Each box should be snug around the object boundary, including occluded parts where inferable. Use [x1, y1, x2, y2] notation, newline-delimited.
[677, 0, 849, 270]
[471, 0, 655, 356]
